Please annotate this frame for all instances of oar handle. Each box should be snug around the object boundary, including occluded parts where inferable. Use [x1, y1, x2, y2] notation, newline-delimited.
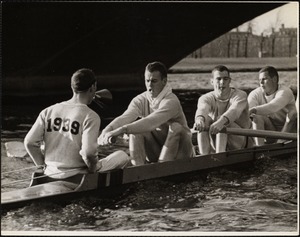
[108, 136, 117, 144]
[221, 127, 297, 140]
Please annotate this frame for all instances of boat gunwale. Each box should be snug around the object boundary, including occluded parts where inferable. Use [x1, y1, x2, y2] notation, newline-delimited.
[1, 140, 297, 207]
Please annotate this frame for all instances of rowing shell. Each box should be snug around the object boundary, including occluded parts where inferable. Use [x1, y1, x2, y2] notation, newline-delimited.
[1, 140, 297, 209]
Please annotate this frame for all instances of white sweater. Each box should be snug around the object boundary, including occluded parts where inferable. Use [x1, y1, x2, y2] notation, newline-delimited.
[24, 101, 100, 178]
[108, 91, 191, 135]
[248, 85, 297, 126]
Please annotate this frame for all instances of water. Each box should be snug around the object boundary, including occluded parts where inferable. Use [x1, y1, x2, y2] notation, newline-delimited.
[1, 157, 298, 233]
[1, 72, 298, 234]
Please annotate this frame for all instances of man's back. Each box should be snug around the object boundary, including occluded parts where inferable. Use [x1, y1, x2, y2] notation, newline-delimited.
[25, 101, 100, 175]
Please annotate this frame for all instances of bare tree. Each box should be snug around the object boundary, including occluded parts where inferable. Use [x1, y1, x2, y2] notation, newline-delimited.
[263, 9, 283, 35]
[244, 21, 254, 57]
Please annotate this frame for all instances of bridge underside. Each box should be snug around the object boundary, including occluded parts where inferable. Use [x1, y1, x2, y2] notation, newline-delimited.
[2, 2, 284, 96]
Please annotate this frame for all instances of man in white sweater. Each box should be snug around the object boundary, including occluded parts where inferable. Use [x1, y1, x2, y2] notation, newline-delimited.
[98, 61, 194, 165]
[193, 65, 253, 155]
[24, 68, 129, 179]
[248, 66, 297, 145]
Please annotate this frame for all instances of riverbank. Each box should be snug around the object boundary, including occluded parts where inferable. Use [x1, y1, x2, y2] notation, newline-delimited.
[170, 57, 297, 73]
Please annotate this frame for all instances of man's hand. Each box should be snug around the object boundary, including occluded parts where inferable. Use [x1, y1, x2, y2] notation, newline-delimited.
[96, 160, 103, 171]
[98, 126, 113, 145]
[249, 107, 257, 120]
[193, 116, 207, 132]
[83, 156, 98, 173]
[98, 126, 126, 145]
[210, 116, 228, 135]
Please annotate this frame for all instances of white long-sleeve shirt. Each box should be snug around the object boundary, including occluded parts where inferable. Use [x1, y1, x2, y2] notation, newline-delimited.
[195, 88, 252, 129]
[108, 91, 190, 135]
[248, 85, 297, 126]
[24, 101, 100, 178]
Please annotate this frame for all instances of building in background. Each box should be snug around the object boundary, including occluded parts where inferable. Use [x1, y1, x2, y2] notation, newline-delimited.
[189, 24, 297, 58]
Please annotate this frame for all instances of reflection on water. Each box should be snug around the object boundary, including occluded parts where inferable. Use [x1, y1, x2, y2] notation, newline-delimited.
[1, 76, 298, 233]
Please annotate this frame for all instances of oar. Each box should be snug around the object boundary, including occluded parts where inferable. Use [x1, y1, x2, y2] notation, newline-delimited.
[92, 89, 113, 109]
[1, 168, 86, 186]
[220, 127, 297, 141]
[1, 165, 44, 176]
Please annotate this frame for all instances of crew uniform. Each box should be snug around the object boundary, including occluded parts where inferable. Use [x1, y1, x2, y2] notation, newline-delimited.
[248, 85, 297, 131]
[195, 87, 252, 151]
[106, 83, 194, 162]
[25, 68, 130, 180]
[24, 101, 100, 178]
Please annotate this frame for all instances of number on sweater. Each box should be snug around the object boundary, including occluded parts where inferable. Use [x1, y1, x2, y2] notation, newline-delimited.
[53, 118, 62, 131]
[46, 118, 80, 135]
[71, 121, 80, 135]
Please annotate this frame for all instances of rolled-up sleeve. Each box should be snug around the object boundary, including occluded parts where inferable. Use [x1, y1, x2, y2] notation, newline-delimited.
[195, 95, 213, 122]
[255, 89, 294, 115]
[108, 96, 143, 129]
[24, 111, 46, 166]
[80, 113, 100, 168]
[126, 99, 178, 134]
[222, 91, 248, 123]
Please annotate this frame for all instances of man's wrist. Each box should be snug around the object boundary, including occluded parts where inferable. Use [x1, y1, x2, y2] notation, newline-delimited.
[220, 116, 229, 125]
[196, 115, 205, 123]
[122, 125, 128, 134]
[105, 125, 114, 132]
[250, 107, 257, 114]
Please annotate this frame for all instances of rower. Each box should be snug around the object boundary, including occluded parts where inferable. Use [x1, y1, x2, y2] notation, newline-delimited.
[193, 65, 253, 155]
[24, 68, 129, 181]
[98, 61, 194, 165]
[248, 66, 297, 146]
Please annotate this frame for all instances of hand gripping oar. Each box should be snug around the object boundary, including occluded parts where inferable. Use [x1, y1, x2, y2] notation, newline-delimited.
[220, 127, 297, 141]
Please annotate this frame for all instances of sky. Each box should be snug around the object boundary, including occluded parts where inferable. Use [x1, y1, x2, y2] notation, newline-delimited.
[235, 2, 298, 35]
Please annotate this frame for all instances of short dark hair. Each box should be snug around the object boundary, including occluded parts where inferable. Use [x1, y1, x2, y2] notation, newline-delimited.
[71, 68, 96, 92]
[212, 65, 230, 76]
[259, 66, 279, 81]
[145, 61, 168, 79]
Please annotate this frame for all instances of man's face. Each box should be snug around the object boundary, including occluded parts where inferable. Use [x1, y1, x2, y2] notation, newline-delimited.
[145, 70, 166, 98]
[259, 72, 277, 95]
[211, 70, 231, 98]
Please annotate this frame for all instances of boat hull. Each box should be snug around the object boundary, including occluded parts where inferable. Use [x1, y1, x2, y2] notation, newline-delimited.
[1, 141, 297, 210]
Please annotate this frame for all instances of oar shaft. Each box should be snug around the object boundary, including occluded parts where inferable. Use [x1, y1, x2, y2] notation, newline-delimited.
[222, 127, 297, 140]
[1, 168, 85, 186]
[1, 165, 45, 175]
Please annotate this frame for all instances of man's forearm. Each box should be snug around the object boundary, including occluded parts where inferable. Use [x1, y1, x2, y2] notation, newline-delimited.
[25, 144, 45, 166]
[82, 155, 98, 173]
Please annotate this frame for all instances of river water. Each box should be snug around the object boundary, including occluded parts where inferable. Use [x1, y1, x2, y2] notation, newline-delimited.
[1, 72, 298, 235]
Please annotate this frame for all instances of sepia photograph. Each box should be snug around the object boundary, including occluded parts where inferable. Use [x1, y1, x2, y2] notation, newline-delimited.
[1, 1, 298, 236]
